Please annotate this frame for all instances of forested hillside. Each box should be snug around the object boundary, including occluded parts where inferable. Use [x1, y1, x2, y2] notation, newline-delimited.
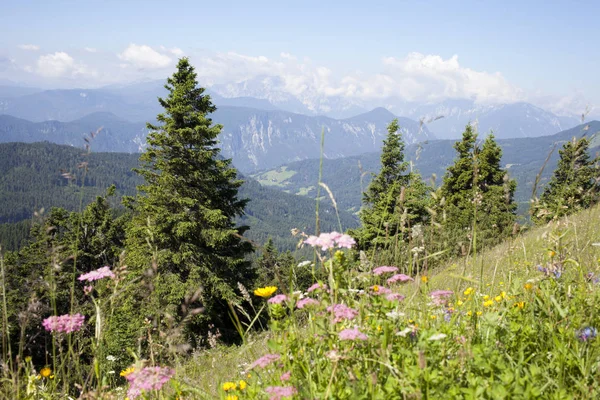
[0, 142, 357, 251]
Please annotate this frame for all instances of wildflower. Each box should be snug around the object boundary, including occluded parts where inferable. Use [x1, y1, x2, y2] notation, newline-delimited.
[514, 301, 525, 309]
[476, 311, 483, 316]
[226, 396, 239, 400]
[40, 367, 52, 378]
[327, 304, 359, 323]
[250, 354, 280, 369]
[500, 291, 507, 299]
[338, 328, 368, 341]
[576, 327, 598, 342]
[494, 296, 502, 302]
[125, 366, 174, 400]
[83, 285, 93, 295]
[24, 356, 32, 363]
[296, 298, 319, 309]
[297, 260, 312, 268]
[385, 293, 405, 302]
[483, 300, 494, 307]
[373, 266, 399, 275]
[238, 380, 247, 390]
[280, 371, 292, 382]
[222, 382, 237, 391]
[265, 386, 298, 400]
[307, 282, 327, 293]
[304, 231, 354, 251]
[336, 234, 356, 249]
[42, 314, 85, 333]
[430, 290, 453, 298]
[387, 274, 414, 284]
[421, 276, 429, 283]
[106, 355, 117, 362]
[466, 311, 473, 316]
[78, 266, 115, 282]
[524, 283, 533, 290]
[483, 295, 490, 301]
[254, 286, 277, 298]
[548, 250, 556, 258]
[463, 287, 474, 296]
[326, 349, 341, 362]
[457, 300, 463, 306]
[428, 333, 447, 341]
[370, 285, 391, 295]
[430, 315, 437, 320]
[120, 367, 135, 377]
[385, 311, 405, 320]
[268, 294, 288, 304]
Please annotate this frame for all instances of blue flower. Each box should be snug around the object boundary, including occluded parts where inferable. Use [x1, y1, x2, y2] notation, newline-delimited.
[576, 327, 598, 342]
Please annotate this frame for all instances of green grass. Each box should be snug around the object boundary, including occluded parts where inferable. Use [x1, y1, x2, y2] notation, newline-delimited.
[252, 167, 297, 187]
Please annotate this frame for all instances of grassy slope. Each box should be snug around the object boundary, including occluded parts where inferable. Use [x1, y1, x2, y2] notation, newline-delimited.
[180, 204, 600, 397]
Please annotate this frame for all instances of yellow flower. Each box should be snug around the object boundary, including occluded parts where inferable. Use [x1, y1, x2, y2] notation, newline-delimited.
[483, 300, 494, 307]
[500, 291, 507, 299]
[372, 285, 379, 293]
[222, 381, 237, 391]
[476, 311, 483, 316]
[483, 295, 490, 301]
[24, 356, 32, 363]
[494, 296, 502, 303]
[457, 300, 464, 306]
[548, 250, 556, 258]
[226, 396, 239, 400]
[40, 367, 52, 378]
[499, 281, 504, 285]
[253, 286, 277, 298]
[524, 283, 533, 290]
[430, 315, 437, 320]
[463, 287, 473, 296]
[377, 325, 382, 332]
[120, 367, 135, 377]
[514, 301, 525, 309]
[466, 311, 473, 316]
[238, 380, 247, 390]
[421, 276, 429, 283]
[486, 283, 491, 287]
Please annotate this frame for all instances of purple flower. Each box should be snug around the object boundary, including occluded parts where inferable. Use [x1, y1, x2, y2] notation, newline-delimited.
[385, 293, 406, 302]
[78, 266, 115, 282]
[387, 274, 414, 284]
[265, 386, 298, 400]
[307, 282, 327, 293]
[296, 298, 319, 309]
[327, 304, 359, 323]
[125, 366, 174, 399]
[250, 353, 280, 369]
[268, 294, 288, 305]
[339, 328, 368, 341]
[42, 314, 85, 333]
[373, 266, 399, 276]
[576, 327, 598, 342]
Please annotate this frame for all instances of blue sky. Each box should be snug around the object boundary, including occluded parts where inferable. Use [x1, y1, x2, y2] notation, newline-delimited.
[1, 0, 598, 116]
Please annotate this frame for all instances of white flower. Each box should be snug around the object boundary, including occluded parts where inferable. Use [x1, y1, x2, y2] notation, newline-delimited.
[385, 311, 405, 320]
[297, 261, 312, 267]
[397, 327, 413, 337]
[106, 355, 116, 362]
[428, 333, 447, 341]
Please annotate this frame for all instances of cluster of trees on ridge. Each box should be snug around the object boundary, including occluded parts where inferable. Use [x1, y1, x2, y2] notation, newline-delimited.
[1, 58, 598, 376]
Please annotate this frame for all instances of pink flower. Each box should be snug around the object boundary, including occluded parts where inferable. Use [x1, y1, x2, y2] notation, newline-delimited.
[373, 266, 399, 276]
[268, 294, 288, 304]
[339, 328, 368, 341]
[304, 232, 356, 251]
[327, 304, 359, 323]
[125, 366, 174, 399]
[250, 353, 280, 369]
[387, 274, 414, 284]
[42, 314, 85, 333]
[265, 386, 297, 400]
[307, 282, 327, 293]
[83, 285, 93, 295]
[371, 285, 392, 295]
[78, 266, 115, 282]
[386, 293, 406, 302]
[336, 234, 356, 249]
[280, 371, 292, 382]
[296, 298, 319, 309]
[429, 290, 454, 298]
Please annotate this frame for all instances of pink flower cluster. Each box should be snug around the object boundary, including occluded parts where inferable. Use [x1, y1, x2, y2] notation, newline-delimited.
[430, 290, 454, 306]
[42, 314, 85, 333]
[250, 353, 281, 369]
[371, 286, 392, 295]
[386, 293, 406, 302]
[387, 274, 414, 284]
[296, 298, 319, 309]
[125, 366, 174, 399]
[268, 294, 288, 305]
[265, 386, 298, 400]
[78, 266, 114, 282]
[373, 266, 399, 275]
[327, 304, 359, 323]
[307, 282, 327, 293]
[304, 232, 355, 251]
[339, 327, 368, 341]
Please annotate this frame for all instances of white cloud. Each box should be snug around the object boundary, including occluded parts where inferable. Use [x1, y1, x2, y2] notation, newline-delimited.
[160, 46, 184, 57]
[118, 44, 172, 69]
[18, 44, 40, 51]
[35, 52, 96, 78]
[84, 47, 97, 53]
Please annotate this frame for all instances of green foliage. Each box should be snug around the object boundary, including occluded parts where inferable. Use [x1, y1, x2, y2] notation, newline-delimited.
[441, 127, 517, 254]
[121, 58, 255, 354]
[534, 136, 600, 223]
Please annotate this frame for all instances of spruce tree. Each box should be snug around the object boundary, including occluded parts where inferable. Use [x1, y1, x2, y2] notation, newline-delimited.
[534, 137, 599, 223]
[441, 127, 516, 253]
[122, 58, 254, 348]
[356, 119, 429, 260]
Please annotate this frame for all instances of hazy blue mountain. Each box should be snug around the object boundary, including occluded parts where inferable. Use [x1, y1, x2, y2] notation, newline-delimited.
[0, 85, 42, 98]
[251, 121, 600, 216]
[0, 107, 433, 172]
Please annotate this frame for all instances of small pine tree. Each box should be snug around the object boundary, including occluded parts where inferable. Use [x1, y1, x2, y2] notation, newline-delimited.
[355, 119, 429, 263]
[441, 127, 516, 253]
[120, 58, 254, 352]
[534, 136, 599, 223]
